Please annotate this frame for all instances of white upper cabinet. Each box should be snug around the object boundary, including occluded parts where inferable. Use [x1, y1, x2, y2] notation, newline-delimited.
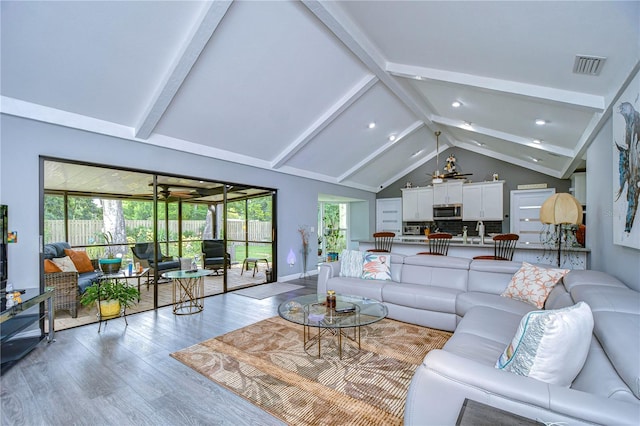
[376, 198, 402, 234]
[433, 180, 463, 205]
[402, 187, 433, 221]
[462, 181, 504, 221]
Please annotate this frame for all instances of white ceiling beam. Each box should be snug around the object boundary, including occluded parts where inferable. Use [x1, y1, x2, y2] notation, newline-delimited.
[134, 1, 233, 139]
[387, 62, 605, 112]
[456, 142, 563, 178]
[338, 121, 424, 182]
[301, 0, 436, 128]
[271, 74, 377, 169]
[561, 60, 640, 178]
[431, 114, 575, 158]
[377, 141, 452, 191]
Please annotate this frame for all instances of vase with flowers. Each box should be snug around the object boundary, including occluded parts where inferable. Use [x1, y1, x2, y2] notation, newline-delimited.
[298, 225, 310, 278]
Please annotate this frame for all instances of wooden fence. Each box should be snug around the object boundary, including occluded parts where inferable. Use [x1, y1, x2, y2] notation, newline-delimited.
[45, 219, 272, 246]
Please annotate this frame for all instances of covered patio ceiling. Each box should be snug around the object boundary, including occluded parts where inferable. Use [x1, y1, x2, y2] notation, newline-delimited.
[44, 160, 272, 203]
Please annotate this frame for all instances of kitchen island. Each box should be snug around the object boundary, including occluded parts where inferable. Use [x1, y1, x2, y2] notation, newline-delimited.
[357, 236, 589, 269]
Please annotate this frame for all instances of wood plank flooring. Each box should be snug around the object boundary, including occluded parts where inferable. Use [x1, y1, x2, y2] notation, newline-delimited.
[1, 276, 318, 426]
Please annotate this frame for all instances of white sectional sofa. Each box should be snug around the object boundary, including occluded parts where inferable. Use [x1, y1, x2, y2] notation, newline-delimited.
[317, 255, 640, 425]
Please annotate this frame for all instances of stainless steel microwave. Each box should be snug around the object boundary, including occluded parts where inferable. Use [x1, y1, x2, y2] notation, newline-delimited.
[433, 204, 462, 220]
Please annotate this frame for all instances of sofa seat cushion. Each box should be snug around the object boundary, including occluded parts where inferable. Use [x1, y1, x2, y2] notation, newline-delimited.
[155, 260, 180, 271]
[442, 332, 510, 365]
[326, 277, 385, 302]
[592, 311, 640, 399]
[454, 306, 523, 343]
[77, 271, 101, 294]
[382, 282, 460, 313]
[442, 307, 522, 364]
[571, 285, 640, 314]
[456, 292, 534, 317]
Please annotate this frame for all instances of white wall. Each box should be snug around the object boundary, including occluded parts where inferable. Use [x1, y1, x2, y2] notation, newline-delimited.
[586, 116, 640, 291]
[0, 114, 376, 288]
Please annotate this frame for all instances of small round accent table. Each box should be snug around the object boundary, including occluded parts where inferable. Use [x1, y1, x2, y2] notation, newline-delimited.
[162, 269, 213, 315]
[278, 294, 388, 359]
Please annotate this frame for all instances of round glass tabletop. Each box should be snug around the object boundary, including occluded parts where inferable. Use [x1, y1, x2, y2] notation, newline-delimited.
[278, 293, 387, 329]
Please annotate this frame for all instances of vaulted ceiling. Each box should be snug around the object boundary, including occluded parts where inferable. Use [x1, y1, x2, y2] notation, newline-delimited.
[2, 1, 639, 193]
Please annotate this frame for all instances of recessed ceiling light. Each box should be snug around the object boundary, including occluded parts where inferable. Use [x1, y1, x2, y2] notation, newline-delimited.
[415, 76, 423, 80]
[389, 135, 397, 142]
[452, 101, 462, 108]
[411, 149, 424, 158]
[535, 119, 546, 126]
[368, 122, 376, 129]
[532, 157, 541, 163]
[472, 140, 485, 147]
[533, 139, 542, 144]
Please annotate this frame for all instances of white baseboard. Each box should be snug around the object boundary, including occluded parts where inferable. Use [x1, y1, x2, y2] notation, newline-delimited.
[279, 269, 318, 282]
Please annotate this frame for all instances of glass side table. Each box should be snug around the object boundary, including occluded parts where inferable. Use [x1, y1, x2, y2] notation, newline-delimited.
[1, 287, 55, 372]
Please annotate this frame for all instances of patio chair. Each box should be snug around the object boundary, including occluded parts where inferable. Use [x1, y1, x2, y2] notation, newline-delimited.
[131, 243, 180, 286]
[201, 239, 230, 275]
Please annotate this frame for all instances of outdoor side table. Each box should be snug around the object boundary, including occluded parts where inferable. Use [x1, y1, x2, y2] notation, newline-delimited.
[241, 257, 269, 277]
[162, 269, 213, 315]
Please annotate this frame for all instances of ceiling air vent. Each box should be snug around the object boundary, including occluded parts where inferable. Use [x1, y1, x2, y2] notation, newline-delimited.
[573, 55, 606, 76]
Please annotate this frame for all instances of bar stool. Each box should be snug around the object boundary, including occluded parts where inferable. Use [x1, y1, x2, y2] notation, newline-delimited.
[417, 232, 452, 256]
[367, 232, 395, 253]
[473, 233, 519, 261]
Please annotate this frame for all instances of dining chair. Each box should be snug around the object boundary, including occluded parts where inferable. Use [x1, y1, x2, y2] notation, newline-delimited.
[367, 232, 395, 253]
[417, 232, 453, 256]
[473, 233, 519, 261]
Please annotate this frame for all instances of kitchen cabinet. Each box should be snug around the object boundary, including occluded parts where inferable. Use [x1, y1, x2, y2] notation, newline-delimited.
[402, 187, 433, 221]
[462, 181, 504, 220]
[433, 180, 463, 205]
[376, 198, 402, 234]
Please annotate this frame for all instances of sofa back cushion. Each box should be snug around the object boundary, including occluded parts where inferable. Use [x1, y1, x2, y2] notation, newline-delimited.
[563, 270, 626, 292]
[468, 260, 522, 294]
[43, 242, 72, 259]
[401, 255, 470, 291]
[591, 311, 640, 399]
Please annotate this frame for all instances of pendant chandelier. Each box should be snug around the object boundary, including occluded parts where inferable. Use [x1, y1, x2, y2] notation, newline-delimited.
[432, 130, 443, 184]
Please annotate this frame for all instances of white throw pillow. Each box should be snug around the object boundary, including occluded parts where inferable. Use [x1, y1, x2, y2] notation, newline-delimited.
[501, 262, 569, 308]
[52, 256, 78, 273]
[339, 250, 365, 278]
[496, 301, 593, 386]
[362, 253, 392, 281]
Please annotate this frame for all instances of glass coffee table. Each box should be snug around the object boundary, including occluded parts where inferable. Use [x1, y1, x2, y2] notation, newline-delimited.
[278, 294, 388, 359]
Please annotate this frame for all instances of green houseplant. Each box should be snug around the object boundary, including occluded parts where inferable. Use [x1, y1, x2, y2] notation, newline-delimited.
[98, 231, 122, 273]
[80, 279, 139, 318]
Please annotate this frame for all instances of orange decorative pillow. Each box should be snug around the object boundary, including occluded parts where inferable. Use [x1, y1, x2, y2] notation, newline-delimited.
[44, 259, 62, 273]
[64, 249, 94, 273]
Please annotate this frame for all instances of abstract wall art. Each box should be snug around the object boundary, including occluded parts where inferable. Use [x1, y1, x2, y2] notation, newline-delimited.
[613, 71, 640, 250]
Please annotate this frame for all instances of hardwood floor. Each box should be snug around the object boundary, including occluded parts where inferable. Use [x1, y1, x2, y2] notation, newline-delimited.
[1, 276, 318, 425]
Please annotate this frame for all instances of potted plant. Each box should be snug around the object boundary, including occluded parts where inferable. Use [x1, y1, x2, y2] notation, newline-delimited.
[98, 231, 122, 274]
[324, 215, 343, 262]
[80, 278, 139, 318]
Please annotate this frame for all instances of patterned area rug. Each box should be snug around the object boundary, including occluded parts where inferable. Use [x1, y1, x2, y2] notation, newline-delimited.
[171, 316, 451, 425]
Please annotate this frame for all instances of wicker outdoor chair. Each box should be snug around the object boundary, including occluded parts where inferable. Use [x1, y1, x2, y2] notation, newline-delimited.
[44, 258, 99, 318]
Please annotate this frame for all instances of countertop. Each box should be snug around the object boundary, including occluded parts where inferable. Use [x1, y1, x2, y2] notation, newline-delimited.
[358, 236, 590, 252]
